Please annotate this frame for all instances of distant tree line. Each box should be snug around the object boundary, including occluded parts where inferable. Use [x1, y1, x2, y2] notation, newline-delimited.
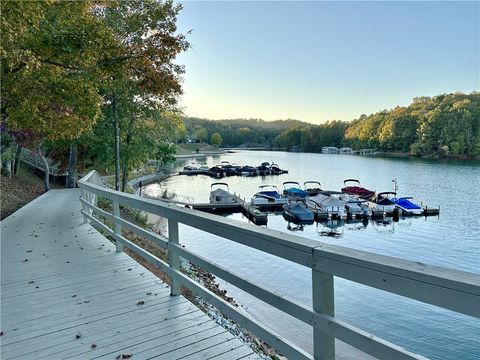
[184, 92, 480, 157]
[180, 118, 311, 147]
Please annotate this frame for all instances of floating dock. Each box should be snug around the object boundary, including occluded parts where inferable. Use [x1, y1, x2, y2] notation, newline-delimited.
[233, 195, 268, 225]
[190, 196, 268, 225]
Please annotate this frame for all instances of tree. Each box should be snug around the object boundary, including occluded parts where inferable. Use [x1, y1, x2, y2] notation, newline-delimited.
[194, 127, 208, 142]
[210, 132, 223, 146]
[1, 0, 109, 190]
[93, 0, 189, 190]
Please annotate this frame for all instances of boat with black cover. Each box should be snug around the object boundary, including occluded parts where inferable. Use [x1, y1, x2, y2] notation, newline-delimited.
[209, 183, 235, 204]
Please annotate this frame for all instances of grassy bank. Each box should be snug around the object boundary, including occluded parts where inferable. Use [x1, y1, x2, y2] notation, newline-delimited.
[0, 165, 52, 220]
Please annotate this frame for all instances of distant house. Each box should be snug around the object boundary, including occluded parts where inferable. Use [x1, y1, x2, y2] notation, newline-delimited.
[339, 147, 353, 154]
[322, 146, 339, 154]
[290, 146, 302, 152]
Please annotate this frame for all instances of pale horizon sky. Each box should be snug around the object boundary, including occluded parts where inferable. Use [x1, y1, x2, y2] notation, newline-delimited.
[176, 1, 479, 124]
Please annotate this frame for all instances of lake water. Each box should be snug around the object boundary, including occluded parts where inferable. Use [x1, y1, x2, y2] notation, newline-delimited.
[144, 151, 480, 360]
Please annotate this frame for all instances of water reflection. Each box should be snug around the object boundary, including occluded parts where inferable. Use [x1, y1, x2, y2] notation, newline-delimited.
[144, 151, 480, 360]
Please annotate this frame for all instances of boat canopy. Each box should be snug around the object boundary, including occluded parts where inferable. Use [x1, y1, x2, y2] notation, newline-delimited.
[210, 182, 229, 190]
[343, 179, 362, 186]
[283, 181, 301, 188]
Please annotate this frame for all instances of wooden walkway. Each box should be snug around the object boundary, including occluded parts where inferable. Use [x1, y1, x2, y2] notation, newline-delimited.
[0, 189, 260, 360]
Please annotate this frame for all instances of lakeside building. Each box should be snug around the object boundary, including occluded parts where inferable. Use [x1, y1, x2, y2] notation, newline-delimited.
[322, 146, 339, 154]
[339, 147, 353, 154]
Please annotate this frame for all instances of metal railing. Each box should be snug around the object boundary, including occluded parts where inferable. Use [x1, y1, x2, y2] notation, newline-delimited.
[20, 148, 61, 175]
[78, 170, 479, 360]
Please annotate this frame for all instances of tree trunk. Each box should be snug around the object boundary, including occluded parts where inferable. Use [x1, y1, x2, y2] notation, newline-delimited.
[66, 143, 77, 188]
[113, 95, 121, 191]
[13, 145, 21, 174]
[121, 168, 128, 192]
[37, 144, 49, 192]
[121, 117, 134, 192]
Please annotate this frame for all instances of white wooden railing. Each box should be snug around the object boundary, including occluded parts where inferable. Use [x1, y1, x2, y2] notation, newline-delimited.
[78, 170, 479, 360]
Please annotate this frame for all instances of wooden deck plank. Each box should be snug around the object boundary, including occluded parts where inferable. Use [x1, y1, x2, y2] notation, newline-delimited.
[3, 303, 200, 359]
[2, 289, 176, 345]
[35, 310, 207, 360]
[2, 280, 168, 329]
[1, 189, 260, 360]
[2, 277, 160, 313]
[82, 320, 222, 360]
[208, 344, 256, 360]
[150, 332, 237, 359]
[172, 337, 241, 359]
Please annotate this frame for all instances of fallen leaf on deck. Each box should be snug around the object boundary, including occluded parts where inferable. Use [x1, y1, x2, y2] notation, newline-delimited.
[91, 343, 97, 349]
[136, 301, 144, 305]
[116, 354, 132, 359]
[28, 280, 35, 284]
[26, 250, 33, 253]
[75, 331, 81, 339]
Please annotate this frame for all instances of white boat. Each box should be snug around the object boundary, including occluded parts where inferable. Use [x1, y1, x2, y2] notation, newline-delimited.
[366, 192, 397, 215]
[251, 185, 288, 207]
[392, 197, 424, 215]
[209, 183, 235, 204]
[304, 181, 323, 196]
[343, 194, 371, 217]
[306, 191, 346, 218]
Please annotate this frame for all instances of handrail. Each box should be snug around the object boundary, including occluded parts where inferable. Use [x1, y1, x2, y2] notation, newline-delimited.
[78, 170, 479, 360]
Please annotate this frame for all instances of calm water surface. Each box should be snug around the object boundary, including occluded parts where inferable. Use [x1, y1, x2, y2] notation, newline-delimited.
[145, 151, 480, 360]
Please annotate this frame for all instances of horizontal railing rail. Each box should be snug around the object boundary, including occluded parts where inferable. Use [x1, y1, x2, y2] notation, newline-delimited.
[78, 170, 479, 360]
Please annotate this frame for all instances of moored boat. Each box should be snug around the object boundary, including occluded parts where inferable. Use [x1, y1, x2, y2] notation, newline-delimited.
[343, 194, 371, 218]
[304, 181, 323, 196]
[365, 192, 397, 215]
[271, 163, 288, 175]
[209, 183, 235, 204]
[392, 197, 423, 215]
[306, 191, 346, 218]
[251, 185, 288, 207]
[283, 181, 308, 199]
[282, 203, 314, 224]
[341, 179, 375, 199]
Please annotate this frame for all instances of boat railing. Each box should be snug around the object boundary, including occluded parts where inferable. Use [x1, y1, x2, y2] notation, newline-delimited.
[78, 170, 479, 360]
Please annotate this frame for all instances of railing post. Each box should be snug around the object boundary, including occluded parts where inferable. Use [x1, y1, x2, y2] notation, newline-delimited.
[113, 200, 123, 252]
[80, 188, 87, 223]
[312, 268, 336, 360]
[168, 219, 181, 296]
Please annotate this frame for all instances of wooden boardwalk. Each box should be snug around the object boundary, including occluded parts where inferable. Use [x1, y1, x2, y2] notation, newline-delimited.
[0, 189, 260, 360]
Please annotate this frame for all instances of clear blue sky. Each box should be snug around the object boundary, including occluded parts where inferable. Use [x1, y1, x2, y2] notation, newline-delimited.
[176, 1, 479, 124]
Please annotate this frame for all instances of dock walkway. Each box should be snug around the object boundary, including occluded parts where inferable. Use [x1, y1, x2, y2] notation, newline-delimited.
[0, 189, 259, 360]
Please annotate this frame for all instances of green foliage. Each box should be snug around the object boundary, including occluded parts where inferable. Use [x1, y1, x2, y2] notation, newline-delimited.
[1, 0, 107, 141]
[183, 118, 310, 147]
[182, 93, 479, 157]
[345, 92, 480, 156]
[97, 196, 113, 212]
[210, 132, 223, 146]
[2, 0, 189, 186]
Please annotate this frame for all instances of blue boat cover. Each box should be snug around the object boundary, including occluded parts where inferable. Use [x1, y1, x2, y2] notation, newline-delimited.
[393, 198, 421, 210]
[285, 204, 314, 222]
[259, 190, 282, 199]
[285, 188, 308, 198]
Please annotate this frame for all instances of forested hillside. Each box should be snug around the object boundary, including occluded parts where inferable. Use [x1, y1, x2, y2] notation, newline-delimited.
[344, 92, 480, 156]
[181, 118, 310, 147]
[184, 92, 480, 157]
